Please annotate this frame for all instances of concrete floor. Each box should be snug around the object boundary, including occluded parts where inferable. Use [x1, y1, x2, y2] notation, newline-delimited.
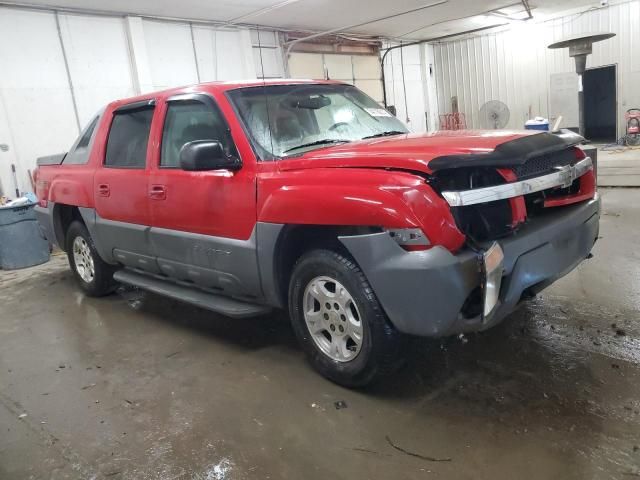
[1, 188, 640, 480]
[597, 146, 640, 187]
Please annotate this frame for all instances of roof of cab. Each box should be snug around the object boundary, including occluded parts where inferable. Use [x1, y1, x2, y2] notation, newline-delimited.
[108, 79, 345, 109]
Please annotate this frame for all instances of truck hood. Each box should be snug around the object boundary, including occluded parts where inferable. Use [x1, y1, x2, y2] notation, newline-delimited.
[278, 130, 574, 174]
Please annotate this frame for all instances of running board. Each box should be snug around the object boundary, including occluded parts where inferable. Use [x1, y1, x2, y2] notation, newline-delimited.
[113, 269, 272, 319]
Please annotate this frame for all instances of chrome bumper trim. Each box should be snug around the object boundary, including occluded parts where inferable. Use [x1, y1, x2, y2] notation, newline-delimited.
[442, 157, 593, 207]
[482, 242, 504, 319]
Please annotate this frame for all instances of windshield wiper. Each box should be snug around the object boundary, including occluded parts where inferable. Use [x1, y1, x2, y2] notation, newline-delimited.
[283, 139, 350, 154]
[361, 130, 406, 140]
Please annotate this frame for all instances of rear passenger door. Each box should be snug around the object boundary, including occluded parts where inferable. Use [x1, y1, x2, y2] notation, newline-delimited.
[93, 100, 158, 272]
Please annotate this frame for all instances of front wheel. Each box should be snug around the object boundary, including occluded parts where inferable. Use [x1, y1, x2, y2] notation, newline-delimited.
[65, 221, 116, 297]
[289, 249, 405, 387]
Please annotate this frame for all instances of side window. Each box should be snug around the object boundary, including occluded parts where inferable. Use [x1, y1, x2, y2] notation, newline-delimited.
[63, 115, 100, 165]
[161, 100, 236, 168]
[105, 107, 154, 168]
[77, 116, 99, 149]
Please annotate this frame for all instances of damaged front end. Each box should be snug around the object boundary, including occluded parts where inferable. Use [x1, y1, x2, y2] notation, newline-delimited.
[338, 131, 600, 338]
[428, 130, 592, 244]
[426, 130, 598, 329]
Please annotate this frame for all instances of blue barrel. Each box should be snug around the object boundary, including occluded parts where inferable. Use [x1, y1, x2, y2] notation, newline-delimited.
[0, 203, 50, 269]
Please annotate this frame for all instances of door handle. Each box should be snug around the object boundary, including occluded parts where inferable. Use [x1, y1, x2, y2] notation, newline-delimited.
[149, 184, 166, 200]
[98, 184, 110, 197]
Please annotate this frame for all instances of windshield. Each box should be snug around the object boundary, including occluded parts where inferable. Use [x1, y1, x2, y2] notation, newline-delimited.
[227, 84, 409, 159]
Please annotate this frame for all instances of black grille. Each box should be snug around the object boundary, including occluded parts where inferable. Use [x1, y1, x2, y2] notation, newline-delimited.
[432, 168, 513, 241]
[512, 149, 575, 179]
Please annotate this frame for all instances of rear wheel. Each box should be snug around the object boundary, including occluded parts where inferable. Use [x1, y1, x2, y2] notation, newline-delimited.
[65, 221, 116, 297]
[289, 249, 405, 387]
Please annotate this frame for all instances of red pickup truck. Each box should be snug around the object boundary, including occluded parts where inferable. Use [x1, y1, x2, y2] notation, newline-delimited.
[34, 80, 599, 386]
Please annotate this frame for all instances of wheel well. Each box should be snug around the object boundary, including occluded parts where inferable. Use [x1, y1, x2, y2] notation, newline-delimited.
[274, 225, 379, 308]
[52, 204, 84, 251]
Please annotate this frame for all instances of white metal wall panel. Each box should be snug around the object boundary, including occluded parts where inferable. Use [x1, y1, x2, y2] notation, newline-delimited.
[193, 27, 256, 81]
[352, 55, 383, 103]
[142, 19, 199, 90]
[352, 55, 381, 79]
[58, 13, 136, 125]
[549, 72, 579, 128]
[289, 52, 385, 105]
[0, 7, 78, 193]
[423, 44, 440, 132]
[383, 44, 427, 132]
[252, 47, 283, 78]
[251, 30, 284, 79]
[324, 54, 353, 81]
[0, 5, 259, 194]
[433, 0, 640, 136]
[0, 91, 20, 196]
[186, 27, 258, 82]
[192, 26, 220, 82]
[211, 29, 256, 80]
[354, 80, 384, 103]
[288, 52, 325, 79]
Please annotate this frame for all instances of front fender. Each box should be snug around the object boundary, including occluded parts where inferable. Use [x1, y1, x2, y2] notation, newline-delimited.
[259, 183, 419, 228]
[258, 168, 465, 251]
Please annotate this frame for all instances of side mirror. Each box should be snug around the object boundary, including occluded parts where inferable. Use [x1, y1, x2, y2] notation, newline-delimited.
[179, 140, 241, 171]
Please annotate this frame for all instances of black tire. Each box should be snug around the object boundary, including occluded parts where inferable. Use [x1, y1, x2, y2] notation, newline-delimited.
[288, 249, 405, 387]
[65, 221, 116, 297]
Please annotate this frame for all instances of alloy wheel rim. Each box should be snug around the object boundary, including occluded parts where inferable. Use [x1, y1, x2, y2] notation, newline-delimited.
[73, 236, 95, 283]
[303, 276, 363, 362]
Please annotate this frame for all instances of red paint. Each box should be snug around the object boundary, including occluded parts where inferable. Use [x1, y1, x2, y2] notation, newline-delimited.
[543, 147, 596, 208]
[257, 167, 465, 250]
[497, 168, 527, 227]
[145, 91, 258, 239]
[544, 170, 596, 208]
[34, 80, 596, 255]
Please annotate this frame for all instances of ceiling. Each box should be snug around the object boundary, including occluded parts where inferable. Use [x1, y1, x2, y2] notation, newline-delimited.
[5, 0, 604, 40]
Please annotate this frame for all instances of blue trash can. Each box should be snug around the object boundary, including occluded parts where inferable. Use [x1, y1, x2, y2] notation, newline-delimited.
[0, 203, 50, 269]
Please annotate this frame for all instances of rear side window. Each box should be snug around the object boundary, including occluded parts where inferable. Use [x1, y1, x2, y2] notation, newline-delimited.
[77, 116, 99, 149]
[105, 106, 154, 168]
[63, 115, 100, 165]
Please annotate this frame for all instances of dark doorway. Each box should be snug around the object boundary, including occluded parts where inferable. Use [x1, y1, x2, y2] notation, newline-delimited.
[583, 65, 617, 142]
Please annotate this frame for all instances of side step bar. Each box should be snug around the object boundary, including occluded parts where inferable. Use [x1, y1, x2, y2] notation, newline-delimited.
[113, 269, 272, 319]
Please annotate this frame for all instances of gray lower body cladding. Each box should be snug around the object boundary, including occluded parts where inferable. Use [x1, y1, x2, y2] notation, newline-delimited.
[339, 196, 601, 337]
[34, 203, 284, 303]
[34, 205, 56, 245]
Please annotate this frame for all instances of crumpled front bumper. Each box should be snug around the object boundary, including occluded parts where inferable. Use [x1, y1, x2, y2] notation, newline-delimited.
[338, 196, 600, 337]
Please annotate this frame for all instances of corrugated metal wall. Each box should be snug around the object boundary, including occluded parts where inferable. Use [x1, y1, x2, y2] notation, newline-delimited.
[433, 0, 640, 135]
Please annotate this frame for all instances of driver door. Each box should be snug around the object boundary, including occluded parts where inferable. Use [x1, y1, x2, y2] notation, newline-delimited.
[147, 93, 259, 297]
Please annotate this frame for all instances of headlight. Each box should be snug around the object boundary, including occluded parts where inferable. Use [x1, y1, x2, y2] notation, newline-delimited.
[385, 228, 430, 251]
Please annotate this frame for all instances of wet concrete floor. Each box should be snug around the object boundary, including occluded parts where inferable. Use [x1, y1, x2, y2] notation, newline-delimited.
[1, 188, 640, 479]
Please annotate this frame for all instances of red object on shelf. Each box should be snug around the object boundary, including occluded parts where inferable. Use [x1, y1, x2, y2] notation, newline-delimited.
[439, 112, 467, 130]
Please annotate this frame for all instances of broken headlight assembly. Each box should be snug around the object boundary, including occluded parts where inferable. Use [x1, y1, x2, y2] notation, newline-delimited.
[385, 228, 430, 251]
